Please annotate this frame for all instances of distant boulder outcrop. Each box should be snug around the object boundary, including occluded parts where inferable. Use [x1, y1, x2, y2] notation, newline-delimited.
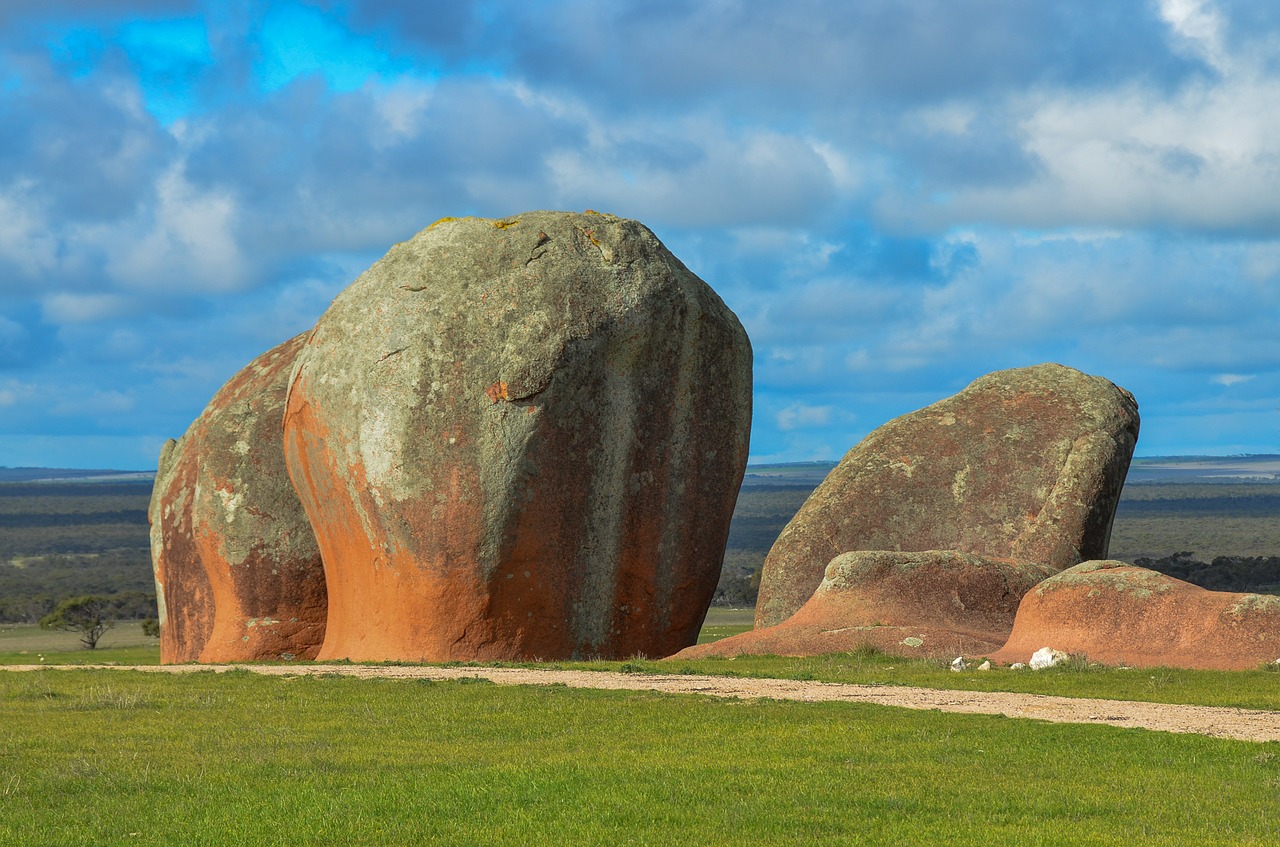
[990, 561, 1280, 670]
[283, 211, 752, 662]
[149, 333, 327, 663]
[755, 364, 1140, 628]
[675, 550, 1055, 659]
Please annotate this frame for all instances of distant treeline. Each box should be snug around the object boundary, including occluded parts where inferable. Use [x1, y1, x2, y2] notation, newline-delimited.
[0, 480, 155, 623]
[0, 549, 157, 623]
[4, 475, 1280, 616]
[0, 468, 152, 483]
[1135, 552, 1280, 594]
[712, 485, 815, 606]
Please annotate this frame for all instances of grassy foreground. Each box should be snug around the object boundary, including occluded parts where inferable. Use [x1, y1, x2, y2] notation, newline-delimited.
[2, 669, 1279, 846]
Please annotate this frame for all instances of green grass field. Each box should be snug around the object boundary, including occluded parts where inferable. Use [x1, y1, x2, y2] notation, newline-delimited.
[696, 606, 755, 643]
[2, 669, 1279, 846]
[5, 611, 1280, 844]
[0, 621, 159, 666]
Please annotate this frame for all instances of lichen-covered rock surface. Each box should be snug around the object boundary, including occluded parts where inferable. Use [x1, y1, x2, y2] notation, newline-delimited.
[149, 333, 327, 663]
[283, 211, 752, 662]
[673, 550, 1055, 660]
[755, 364, 1140, 627]
[989, 561, 1280, 670]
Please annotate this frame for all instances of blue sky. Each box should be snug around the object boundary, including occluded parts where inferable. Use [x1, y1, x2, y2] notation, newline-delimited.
[1, 0, 1278, 469]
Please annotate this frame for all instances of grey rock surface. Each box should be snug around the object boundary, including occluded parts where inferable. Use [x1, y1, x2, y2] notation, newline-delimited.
[756, 364, 1140, 627]
[284, 210, 752, 661]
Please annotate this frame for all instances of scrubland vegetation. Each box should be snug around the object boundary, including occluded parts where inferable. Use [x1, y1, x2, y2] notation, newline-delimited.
[4, 471, 1280, 624]
[0, 481, 154, 624]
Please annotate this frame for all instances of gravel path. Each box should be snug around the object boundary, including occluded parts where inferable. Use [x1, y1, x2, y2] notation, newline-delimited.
[6, 663, 1279, 743]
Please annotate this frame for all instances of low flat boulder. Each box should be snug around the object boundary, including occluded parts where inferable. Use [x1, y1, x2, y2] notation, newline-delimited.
[673, 550, 1055, 660]
[755, 364, 1140, 627]
[283, 211, 751, 662]
[989, 561, 1280, 670]
[149, 333, 327, 663]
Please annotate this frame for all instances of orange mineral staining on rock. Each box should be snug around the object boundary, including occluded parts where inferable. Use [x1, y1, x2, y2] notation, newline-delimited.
[484, 381, 510, 403]
[149, 333, 327, 663]
[675, 550, 1055, 661]
[282, 211, 752, 662]
[989, 561, 1280, 670]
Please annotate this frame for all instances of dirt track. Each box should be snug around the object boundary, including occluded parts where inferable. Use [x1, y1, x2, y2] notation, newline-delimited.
[5, 663, 1279, 743]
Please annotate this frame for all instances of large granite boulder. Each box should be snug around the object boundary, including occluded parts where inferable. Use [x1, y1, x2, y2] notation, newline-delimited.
[283, 211, 752, 662]
[755, 364, 1140, 627]
[674, 550, 1055, 659]
[989, 561, 1280, 670]
[149, 333, 327, 663]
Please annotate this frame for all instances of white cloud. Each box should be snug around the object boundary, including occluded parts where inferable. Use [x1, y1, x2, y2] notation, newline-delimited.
[371, 77, 435, 143]
[907, 76, 1280, 233]
[1213, 373, 1255, 386]
[0, 379, 35, 411]
[0, 182, 57, 279]
[912, 102, 978, 136]
[545, 119, 841, 228]
[106, 162, 248, 292]
[1159, 0, 1229, 71]
[0, 315, 26, 349]
[870, 4, 1280, 236]
[1242, 241, 1280, 281]
[777, 403, 834, 431]
[42, 292, 131, 324]
[51, 388, 135, 418]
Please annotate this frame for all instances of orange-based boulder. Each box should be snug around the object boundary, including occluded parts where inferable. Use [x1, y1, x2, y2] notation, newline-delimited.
[149, 333, 327, 663]
[283, 211, 752, 662]
[755, 364, 1140, 627]
[674, 550, 1055, 659]
[989, 561, 1280, 670]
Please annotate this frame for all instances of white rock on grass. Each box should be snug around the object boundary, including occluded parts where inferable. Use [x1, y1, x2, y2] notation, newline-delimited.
[1030, 647, 1069, 670]
[977, 660, 991, 671]
[950, 656, 967, 671]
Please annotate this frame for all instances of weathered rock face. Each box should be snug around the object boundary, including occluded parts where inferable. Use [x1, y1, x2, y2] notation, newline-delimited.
[989, 561, 1280, 670]
[674, 550, 1055, 660]
[149, 333, 328, 663]
[755, 364, 1139, 627]
[283, 211, 752, 662]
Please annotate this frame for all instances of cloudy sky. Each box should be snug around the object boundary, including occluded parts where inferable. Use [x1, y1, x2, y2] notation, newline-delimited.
[1, 0, 1278, 469]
